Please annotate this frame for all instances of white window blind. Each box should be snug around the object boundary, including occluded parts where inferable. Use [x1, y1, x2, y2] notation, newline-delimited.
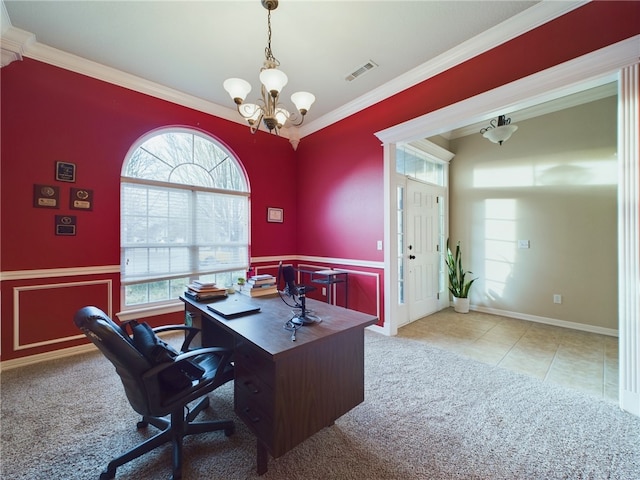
[121, 128, 249, 307]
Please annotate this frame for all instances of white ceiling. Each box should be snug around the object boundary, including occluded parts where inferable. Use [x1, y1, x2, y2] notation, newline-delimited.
[3, 1, 598, 137]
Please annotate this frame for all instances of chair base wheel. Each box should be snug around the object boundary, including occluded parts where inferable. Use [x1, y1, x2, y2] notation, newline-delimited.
[225, 423, 235, 437]
[137, 420, 148, 429]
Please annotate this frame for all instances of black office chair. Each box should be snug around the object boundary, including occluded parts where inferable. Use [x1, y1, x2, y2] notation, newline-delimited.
[73, 306, 235, 480]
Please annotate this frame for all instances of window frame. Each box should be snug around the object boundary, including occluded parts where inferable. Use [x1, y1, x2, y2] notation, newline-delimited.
[119, 127, 250, 316]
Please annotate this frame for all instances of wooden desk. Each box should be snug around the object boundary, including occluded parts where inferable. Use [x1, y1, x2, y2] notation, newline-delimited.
[181, 294, 377, 475]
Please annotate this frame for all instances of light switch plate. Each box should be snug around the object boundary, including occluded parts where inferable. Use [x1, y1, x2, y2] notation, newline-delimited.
[518, 240, 530, 249]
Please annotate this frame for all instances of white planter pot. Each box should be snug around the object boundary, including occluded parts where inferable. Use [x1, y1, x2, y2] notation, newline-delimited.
[453, 296, 470, 313]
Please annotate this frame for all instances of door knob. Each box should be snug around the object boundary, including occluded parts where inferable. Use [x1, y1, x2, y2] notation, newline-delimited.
[409, 255, 416, 260]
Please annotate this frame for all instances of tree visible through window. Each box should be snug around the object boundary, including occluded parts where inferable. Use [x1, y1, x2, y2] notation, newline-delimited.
[121, 128, 249, 307]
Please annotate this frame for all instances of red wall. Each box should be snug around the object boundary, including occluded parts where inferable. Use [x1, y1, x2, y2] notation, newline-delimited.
[297, 0, 640, 260]
[1, 59, 299, 267]
[1, 1, 638, 362]
[295, 1, 639, 328]
[1, 60, 299, 360]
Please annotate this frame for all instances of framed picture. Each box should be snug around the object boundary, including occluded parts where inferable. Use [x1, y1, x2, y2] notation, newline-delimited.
[33, 184, 60, 209]
[70, 188, 93, 211]
[267, 207, 283, 223]
[55, 215, 77, 236]
[55, 161, 76, 182]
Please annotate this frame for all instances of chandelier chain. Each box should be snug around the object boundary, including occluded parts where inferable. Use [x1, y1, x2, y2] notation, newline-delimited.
[264, 9, 279, 68]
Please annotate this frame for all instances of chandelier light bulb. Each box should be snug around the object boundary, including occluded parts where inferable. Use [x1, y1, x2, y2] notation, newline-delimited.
[259, 68, 288, 97]
[291, 92, 316, 115]
[223, 78, 252, 104]
[275, 107, 290, 127]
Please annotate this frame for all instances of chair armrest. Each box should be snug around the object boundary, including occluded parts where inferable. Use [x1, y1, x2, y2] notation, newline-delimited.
[151, 324, 201, 352]
[173, 346, 231, 362]
[175, 347, 233, 388]
[141, 346, 233, 390]
[151, 324, 199, 334]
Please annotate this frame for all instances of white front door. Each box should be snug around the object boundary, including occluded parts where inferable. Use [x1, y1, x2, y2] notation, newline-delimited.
[405, 178, 445, 323]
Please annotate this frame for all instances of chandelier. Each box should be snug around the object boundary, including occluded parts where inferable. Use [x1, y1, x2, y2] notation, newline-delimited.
[223, 0, 315, 136]
[480, 114, 518, 145]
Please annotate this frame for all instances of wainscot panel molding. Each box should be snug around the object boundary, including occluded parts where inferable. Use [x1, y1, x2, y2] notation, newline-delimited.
[13, 279, 112, 350]
[0, 265, 120, 281]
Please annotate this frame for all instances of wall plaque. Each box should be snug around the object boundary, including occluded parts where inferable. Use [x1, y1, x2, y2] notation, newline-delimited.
[33, 184, 60, 209]
[55, 215, 77, 235]
[55, 161, 76, 182]
[70, 188, 93, 210]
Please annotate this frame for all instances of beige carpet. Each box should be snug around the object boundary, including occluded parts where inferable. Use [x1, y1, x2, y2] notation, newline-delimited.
[1, 330, 639, 479]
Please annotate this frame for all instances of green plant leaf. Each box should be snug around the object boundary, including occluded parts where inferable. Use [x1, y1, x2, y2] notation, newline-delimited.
[445, 238, 478, 299]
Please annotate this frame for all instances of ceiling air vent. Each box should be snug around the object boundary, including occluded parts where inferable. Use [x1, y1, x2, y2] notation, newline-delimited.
[345, 60, 378, 82]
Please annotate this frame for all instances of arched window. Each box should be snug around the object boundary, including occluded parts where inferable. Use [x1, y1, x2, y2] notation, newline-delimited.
[121, 128, 249, 308]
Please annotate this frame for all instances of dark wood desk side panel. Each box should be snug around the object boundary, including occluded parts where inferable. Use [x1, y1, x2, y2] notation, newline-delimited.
[184, 302, 236, 350]
[272, 328, 365, 457]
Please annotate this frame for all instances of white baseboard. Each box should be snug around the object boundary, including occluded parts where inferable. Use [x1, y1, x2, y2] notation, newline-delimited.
[0, 343, 98, 371]
[471, 305, 618, 337]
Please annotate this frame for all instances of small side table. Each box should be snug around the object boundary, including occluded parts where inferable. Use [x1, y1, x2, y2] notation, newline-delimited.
[308, 270, 348, 308]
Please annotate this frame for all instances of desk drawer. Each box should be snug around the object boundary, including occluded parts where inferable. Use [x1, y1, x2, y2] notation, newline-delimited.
[235, 341, 274, 386]
[235, 366, 274, 444]
[235, 363, 274, 402]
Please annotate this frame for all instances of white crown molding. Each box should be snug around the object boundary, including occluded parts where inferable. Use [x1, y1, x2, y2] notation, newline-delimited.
[375, 35, 640, 144]
[406, 139, 455, 163]
[300, 0, 587, 136]
[24, 40, 241, 120]
[0, 26, 291, 138]
[0, 26, 32, 66]
[0, 25, 261, 130]
[1, 1, 585, 138]
[1, 47, 19, 66]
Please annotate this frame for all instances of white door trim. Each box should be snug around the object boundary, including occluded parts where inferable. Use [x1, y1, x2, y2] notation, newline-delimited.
[376, 36, 640, 416]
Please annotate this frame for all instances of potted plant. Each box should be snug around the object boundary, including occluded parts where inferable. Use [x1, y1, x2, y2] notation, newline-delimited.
[445, 239, 478, 313]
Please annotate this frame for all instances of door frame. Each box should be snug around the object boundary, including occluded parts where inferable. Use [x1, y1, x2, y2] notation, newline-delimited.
[403, 177, 448, 326]
[376, 37, 639, 416]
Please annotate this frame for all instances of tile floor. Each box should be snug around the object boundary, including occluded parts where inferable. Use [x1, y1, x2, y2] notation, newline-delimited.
[398, 308, 619, 404]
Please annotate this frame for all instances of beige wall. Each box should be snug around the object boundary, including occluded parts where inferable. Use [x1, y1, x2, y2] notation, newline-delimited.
[448, 96, 618, 330]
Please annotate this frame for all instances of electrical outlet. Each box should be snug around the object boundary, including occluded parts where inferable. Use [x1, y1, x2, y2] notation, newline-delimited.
[322, 287, 327, 296]
[377, 240, 383, 250]
[553, 294, 562, 304]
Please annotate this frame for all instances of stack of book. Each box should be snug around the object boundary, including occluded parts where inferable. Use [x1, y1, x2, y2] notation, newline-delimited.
[239, 274, 278, 297]
[184, 280, 228, 302]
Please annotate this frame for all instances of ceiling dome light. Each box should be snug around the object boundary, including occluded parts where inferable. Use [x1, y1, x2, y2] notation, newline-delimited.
[480, 115, 518, 145]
